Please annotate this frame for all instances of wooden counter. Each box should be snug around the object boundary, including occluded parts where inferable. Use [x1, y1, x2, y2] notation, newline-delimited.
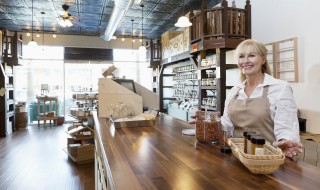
[93, 112, 320, 190]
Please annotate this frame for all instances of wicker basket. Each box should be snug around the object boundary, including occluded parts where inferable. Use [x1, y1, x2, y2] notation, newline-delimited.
[228, 138, 285, 174]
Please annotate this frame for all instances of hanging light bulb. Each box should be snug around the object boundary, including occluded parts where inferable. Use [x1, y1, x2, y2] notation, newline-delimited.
[26, 32, 31, 37]
[139, 4, 147, 52]
[53, 33, 57, 38]
[121, 37, 125, 42]
[174, 0, 192, 28]
[28, 0, 37, 46]
[36, 33, 40, 38]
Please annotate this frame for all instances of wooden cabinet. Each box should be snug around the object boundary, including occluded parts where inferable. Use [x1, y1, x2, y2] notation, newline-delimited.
[0, 31, 23, 137]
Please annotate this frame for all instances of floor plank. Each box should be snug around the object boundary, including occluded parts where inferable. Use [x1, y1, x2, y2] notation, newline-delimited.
[0, 125, 94, 190]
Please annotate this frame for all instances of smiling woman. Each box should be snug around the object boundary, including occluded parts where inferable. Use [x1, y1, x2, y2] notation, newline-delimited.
[220, 39, 303, 158]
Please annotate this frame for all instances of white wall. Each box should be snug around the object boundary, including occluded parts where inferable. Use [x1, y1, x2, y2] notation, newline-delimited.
[236, 0, 320, 133]
[19, 32, 146, 50]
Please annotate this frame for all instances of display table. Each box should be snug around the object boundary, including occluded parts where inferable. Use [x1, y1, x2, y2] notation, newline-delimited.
[36, 96, 58, 127]
[93, 111, 320, 190]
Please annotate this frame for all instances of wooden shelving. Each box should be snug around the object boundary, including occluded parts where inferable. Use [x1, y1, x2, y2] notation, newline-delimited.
[1, 31, 23, 137]
[157, 0, 251, 115]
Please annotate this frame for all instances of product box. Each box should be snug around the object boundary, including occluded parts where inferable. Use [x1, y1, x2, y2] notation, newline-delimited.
[303, 157, 317, 166]
[303, 139, 317, 151]
[304, 149, 318, 160]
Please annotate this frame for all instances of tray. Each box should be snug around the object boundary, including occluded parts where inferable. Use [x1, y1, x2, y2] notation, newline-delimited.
[110, 117, 156, 128]
[228, 138, 285, 174]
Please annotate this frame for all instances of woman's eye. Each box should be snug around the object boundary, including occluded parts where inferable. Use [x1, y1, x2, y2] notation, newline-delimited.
[239, 55, 244, 58]
[248, 54, 255, 57]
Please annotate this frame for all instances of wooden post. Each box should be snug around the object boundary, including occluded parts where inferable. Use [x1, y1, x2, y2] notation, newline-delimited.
[245, 0, 251, 38]
[221, 0, 229, 39]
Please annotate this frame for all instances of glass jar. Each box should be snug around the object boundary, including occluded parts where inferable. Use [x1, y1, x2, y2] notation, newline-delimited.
[195, 111, 221, 143]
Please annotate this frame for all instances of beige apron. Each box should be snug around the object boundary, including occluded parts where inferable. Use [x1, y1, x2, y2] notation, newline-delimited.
[228, 86, 275, 143]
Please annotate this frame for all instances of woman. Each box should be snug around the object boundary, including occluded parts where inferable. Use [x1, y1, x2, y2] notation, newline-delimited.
[192, 39, 302, 157]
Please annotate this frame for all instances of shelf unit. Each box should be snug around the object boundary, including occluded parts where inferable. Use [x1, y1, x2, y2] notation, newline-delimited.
[0, 31, 23, 137]
[64, 125, 95, 164]
[36, 96, 58, 127]
[265, 37, 298, 82]
[69, 92, 98, 126]
[188, 0, 251, 114]
[157, 0, 251, 116]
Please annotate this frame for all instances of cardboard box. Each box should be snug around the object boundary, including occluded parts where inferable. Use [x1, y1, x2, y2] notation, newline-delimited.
[304, 139, 318, 151]
[305, 149, 318, 160]
[303, 157, 317, 166]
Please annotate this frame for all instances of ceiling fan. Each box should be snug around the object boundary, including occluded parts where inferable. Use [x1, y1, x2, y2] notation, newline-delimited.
[57, 4, 76, 27]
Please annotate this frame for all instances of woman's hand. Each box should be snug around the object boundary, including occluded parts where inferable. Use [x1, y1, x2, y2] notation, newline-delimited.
[273, 140, 303, 158]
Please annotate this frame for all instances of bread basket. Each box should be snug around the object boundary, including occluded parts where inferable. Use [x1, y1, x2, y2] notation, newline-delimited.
[228, 138, 285, 174]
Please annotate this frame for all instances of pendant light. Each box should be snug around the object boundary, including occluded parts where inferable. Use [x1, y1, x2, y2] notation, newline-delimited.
[174, 0, 192, 28]
[131, 19, 134, 53]
[41, 12, 45, 51]
[138, 3, 146, 52]
[28, 0, 38, 46]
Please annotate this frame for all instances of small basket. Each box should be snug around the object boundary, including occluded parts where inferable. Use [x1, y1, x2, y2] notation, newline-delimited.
[228, 138, 285, 174]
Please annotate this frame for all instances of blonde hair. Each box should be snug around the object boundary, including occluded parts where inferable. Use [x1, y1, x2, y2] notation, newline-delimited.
[236, 39, 272, 82]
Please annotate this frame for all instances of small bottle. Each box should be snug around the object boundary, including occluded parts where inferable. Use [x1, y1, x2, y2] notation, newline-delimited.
[246, 132, 256, 154]
[243, 131, 248, 153]
[251, 136, 266, 155]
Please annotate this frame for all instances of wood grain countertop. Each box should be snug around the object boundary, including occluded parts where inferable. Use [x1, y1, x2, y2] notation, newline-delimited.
[93, 112, 320, 190]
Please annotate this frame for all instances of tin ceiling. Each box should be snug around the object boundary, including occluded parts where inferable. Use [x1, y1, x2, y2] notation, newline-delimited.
[0, 0, 220, 40]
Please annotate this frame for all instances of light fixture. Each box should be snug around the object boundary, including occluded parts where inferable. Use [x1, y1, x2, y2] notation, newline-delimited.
[41, 12, 45, 51]
[121, 37, 125, 42]
[36, 33, 40, 38]
[58, 18, 73, 27]
[131, 19, 134, 53]
[26, 32, 30, 37]
[28, 0, 37, 46]
[53, 33, 57, 38]
[138, 4, 146, 52]
[174, 0, 192, 28]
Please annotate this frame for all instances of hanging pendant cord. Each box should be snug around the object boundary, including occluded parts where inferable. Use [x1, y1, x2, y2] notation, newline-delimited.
[140, 4, 144, 46]
[31, 0, 34, 41]
[131, 19, 134, 50]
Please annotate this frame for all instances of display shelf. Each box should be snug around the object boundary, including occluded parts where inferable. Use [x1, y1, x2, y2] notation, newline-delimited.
[1, 31, 22, 136]
[36, 96, 58, 127]
[64, 125, 95, 164]
[63, 148, 94, 164]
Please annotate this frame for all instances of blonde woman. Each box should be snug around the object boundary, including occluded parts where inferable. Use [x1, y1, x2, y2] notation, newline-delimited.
[192, 39, 302, 157]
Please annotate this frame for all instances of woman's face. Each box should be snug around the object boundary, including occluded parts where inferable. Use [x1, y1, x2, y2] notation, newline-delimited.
[237, 48, 264, 77]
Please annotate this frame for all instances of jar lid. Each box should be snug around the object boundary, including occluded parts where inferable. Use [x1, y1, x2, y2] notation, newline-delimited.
[246, 132, 256, 140]
[251, 135, 265, 144]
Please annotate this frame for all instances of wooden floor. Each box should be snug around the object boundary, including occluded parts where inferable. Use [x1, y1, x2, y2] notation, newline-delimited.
[0, 124, 94, 190]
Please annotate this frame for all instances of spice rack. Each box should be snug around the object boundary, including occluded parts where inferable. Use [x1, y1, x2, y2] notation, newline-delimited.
[266, 37, 298, 82]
